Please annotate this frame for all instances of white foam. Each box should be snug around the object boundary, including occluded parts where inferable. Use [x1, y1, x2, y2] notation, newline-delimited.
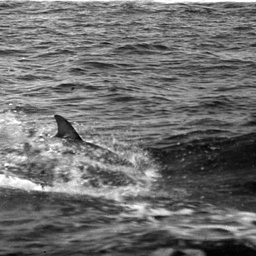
[0, 112, 160, 201]
[0, 174, 44, 191]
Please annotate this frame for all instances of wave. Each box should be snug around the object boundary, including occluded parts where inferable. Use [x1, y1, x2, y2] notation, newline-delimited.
[150, 131, 256, 172]
[114, 42, 169, 55]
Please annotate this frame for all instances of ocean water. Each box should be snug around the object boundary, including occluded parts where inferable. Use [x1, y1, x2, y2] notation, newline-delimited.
[1, 0, 256, 255]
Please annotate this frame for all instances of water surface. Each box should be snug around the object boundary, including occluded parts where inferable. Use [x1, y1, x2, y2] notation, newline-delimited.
[1, 1, 256, 255]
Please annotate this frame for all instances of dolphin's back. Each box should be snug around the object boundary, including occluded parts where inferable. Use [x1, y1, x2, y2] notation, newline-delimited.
[54, 114, 133, 166]
[54, 115, 83, 141]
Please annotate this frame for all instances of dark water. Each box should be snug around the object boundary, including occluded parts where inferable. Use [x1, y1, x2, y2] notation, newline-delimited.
[1, 1, 256, 255]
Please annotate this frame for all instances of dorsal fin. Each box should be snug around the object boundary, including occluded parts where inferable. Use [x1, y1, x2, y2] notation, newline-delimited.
[54, 115, 83, 142]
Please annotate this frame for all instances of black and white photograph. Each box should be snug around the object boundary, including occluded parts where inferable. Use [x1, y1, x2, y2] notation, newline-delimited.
[0, 0, 256, 255]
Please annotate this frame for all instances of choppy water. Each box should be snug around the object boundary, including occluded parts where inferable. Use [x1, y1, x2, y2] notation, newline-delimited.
[1, 1, 256, 255]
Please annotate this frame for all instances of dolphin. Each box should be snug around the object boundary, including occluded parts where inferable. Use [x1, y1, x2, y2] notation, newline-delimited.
[54, 114, 132, 166]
